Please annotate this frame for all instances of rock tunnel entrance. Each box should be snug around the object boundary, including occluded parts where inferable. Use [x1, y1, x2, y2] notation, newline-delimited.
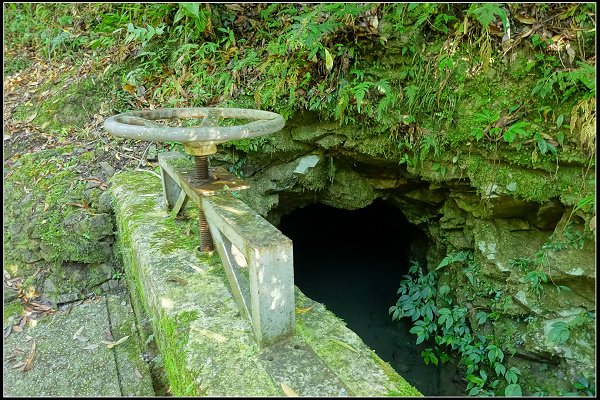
[278, 200, 465, 396]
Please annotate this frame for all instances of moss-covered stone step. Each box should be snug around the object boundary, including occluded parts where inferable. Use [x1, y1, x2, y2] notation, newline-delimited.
[109, 170, 422, 397]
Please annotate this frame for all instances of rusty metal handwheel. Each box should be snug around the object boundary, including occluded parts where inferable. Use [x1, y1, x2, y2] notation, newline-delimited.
[104, 107, 285, 253]
[103, 107, 285, 155]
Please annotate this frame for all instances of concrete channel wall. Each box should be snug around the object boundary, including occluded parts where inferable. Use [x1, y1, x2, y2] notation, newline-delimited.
[109, 170, 422, 397]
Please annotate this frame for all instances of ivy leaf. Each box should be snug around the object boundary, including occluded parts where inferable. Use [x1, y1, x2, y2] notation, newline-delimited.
[438, 284, 451, 297]
[505, 367, 520, 384]
[466, 374, 485, 385]
[505, 383, 522, 397]
[494, 362, 506, 376]
[548, 321, 570, 345]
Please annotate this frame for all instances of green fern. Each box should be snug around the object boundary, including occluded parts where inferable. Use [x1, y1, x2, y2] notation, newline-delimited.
[467, 3, 508, 30]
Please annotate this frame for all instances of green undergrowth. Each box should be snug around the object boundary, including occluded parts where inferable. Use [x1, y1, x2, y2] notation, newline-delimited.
[4, 4, 595, 164]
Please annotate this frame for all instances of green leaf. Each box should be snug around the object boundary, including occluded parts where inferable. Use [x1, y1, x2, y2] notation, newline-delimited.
[480, 369, 487, 382]
[548, 321, 570, 345]
[439, 284, 451, 297]
[429, 352, 438, 366]
[537, 138, 548, 154]
[505, 383, 523, 396]
[471, 127, 485, 141]
[468, 387, 481, 396]
[573, 194, 595, 212]
[436, 252, 468, 271]
[181, 3, 200, 18]
[467, 3, 508, 29]
[324, 48, 334, 71]
[495, 362, 506, 376]
[505, 367, 520, 384]
[573, 377, 589, 390]
[466, 374, 484, 385]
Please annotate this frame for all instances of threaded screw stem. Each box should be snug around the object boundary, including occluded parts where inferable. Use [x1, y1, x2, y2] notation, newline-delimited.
[194, 155, 209, 180]
[198, 209, 214, 252]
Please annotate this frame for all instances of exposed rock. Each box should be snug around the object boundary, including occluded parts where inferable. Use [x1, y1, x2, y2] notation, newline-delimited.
[320, 168, 377, 210]
[438, 198, 468, 230]
[97, 190, 114, 214]
[486, 194, 539, 218]
[532, 198, 565, 230]
[403, 187, 447, 205]
[99, 161, 116, 177]
[43, 278, 56, 294]
[293, 154, 321, 174]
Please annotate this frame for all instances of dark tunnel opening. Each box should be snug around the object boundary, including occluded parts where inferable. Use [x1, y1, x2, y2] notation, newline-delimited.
[278, 200, 465, 396]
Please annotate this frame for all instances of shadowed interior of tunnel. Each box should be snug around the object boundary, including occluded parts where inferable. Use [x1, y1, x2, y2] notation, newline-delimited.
[278, 200, 466, 396]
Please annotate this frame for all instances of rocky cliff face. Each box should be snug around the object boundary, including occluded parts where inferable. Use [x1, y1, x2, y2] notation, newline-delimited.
[214, 113, 595, 394]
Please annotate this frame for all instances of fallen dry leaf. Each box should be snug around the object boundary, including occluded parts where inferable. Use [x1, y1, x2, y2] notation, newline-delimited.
[135, 368, 142, 380]
[280, 382, 299, 397]
[122, 83, 136, 95]
[83, 343, 100, 351]
[23, 110, 38, 124]
[102, 335, 130, 349]
[295, 305, 314, 314]
[72, 326, 89, 343]
[328, 338, 359, 354]
[515, 14, 537, 24]
[12, 361, 25, 369]
[26, 302, 53, 312]
[21, 341, 36, 372]
[4, 324, 13, 338]
[12, 325, 23, 333]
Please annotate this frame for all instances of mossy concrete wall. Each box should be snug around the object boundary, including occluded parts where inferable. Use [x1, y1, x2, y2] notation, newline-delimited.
[109, 170, 421, 397]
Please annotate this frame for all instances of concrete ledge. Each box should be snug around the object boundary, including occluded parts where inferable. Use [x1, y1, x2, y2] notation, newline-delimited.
[109, 170, 421, 397]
